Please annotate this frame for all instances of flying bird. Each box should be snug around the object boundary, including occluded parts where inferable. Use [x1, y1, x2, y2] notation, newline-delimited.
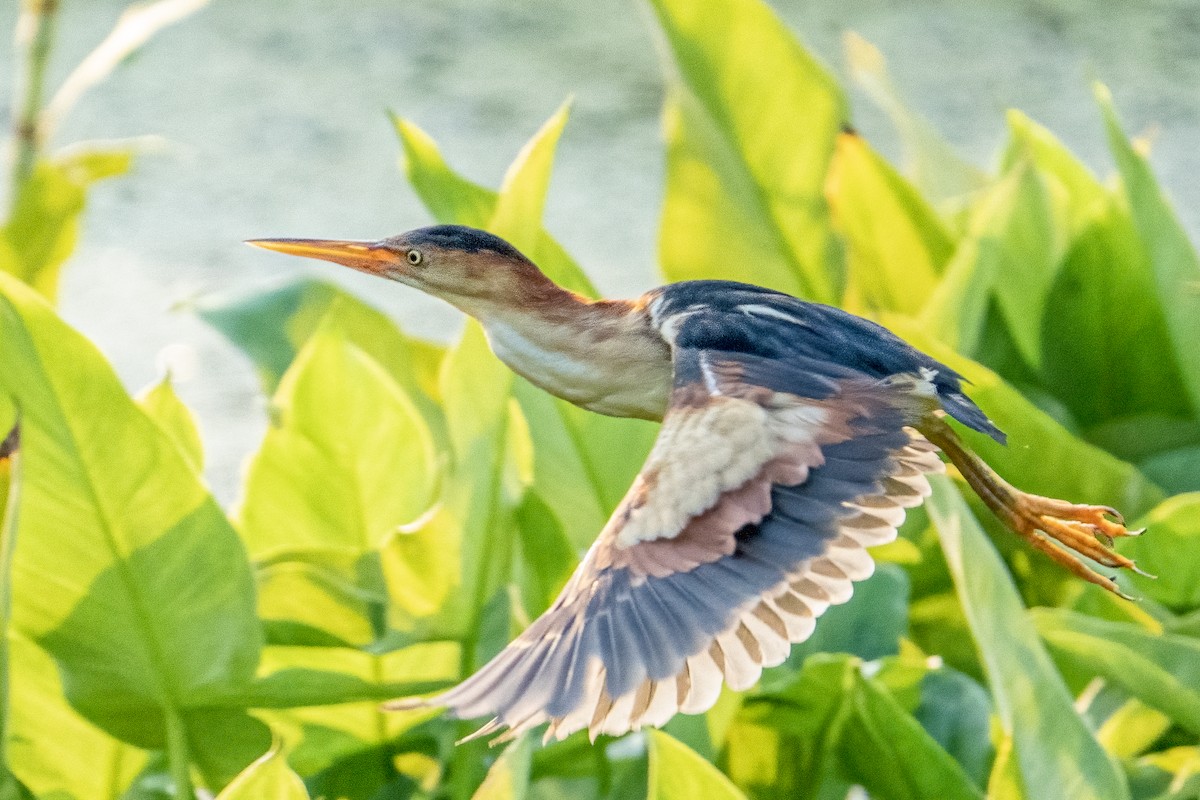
[249, 225, 1146, 744]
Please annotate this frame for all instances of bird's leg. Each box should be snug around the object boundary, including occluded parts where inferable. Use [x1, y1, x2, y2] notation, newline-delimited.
[917, 415, 1149, 599]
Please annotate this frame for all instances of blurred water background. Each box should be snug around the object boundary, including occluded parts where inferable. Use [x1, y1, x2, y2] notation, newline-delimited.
[1, 0, 1198, 502]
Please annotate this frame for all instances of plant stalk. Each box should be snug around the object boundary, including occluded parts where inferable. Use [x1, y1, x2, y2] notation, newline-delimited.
[9, 0, 59, 201]
[164, 708, 195, 800]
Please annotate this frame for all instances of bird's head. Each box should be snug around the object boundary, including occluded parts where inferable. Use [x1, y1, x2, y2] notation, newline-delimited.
[247, 224, 547, 308]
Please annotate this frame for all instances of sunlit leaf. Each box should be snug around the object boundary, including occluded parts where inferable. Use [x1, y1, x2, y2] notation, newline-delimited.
[1096, 700, 1172, 760]
[838, 670, 983, 800]
[471, 737, 532, 800]
[195, 281, 446, 432]
[648, 729, 748, 800]
[827, 130, 952, 314]
[394, 111, 597, 297]
[237, 319, 437, 559]
[1118, 493, 1200, 608]
[926, 477, 1129, 800]
[137, 375, 203, 472]
[253, 642, 458, 779]
[6, 633, 148, 800]
[215, 745, 309, 800]
[650, 0, 846, 302]
[843, 32, 986, 206]
[1035, 609, 1200, 735]
[0, 272, 265, 784]
[1, 150, 131, 299]
[1098, 84, 1200, 415]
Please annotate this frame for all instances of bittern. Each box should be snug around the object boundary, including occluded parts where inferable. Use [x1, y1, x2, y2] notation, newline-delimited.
[249, 225, 1146, 743]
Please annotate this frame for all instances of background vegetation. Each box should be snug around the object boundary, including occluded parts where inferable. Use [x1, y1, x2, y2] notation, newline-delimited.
[2, 0, 1200, 798]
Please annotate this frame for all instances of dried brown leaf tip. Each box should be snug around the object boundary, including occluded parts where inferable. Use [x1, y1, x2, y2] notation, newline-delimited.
[0, 425, 20, 461]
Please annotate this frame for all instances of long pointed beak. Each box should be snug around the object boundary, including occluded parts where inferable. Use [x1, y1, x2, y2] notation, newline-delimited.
[245, 237, 401, 277]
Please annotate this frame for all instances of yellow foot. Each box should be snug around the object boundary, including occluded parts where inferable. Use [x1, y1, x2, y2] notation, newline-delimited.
[1008, 495, 1152, 599]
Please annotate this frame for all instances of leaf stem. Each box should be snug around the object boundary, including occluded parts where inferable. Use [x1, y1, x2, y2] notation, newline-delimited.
[9, 0, 58, 201]
[164, 708, 195, 800]
[0, 424, 21, 794]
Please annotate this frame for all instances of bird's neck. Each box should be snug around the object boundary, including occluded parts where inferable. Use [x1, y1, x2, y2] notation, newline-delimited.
[455, 283, 673, 420]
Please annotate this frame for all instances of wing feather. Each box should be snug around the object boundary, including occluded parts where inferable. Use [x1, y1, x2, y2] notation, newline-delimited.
[391, 306, 972, 742]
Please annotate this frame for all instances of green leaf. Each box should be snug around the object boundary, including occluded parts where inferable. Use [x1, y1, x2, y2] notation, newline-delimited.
[471, 737, 532, 800]
[650, 0, 847, 302]
[1035, 609, 1200, 735]
[195, 281, 446, 432]
[237, 320, 438, 559]
[137, 375, 204, 472]
[7, 632, 148, 800]
[1098, 84, 1200, 415]
[215, 746, 310, 800]
[827, 131, 952, 314]
[926, 476, 1129, 800]
[887, 319, 1163, 518]
[1, 150, 132, 299]
[1116, 493, 1200, 609]
[843, 32, 986, 206]
[914, 669, 994, 786]
[838, 671, 983, 800]
[382, 504, 461, 621]
[253, 642, 458, 778]
[1140, 446, 1200, 495]
[648, 729, 748, 800]
[0, 274, 263, 767]
[394, 111, 598, 298]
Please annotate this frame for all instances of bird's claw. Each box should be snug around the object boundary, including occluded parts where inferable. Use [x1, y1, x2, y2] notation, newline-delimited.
[1011, 495, 1151, 598]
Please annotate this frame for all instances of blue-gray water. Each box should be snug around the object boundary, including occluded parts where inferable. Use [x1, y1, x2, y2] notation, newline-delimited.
[2, 0, 1198, 502]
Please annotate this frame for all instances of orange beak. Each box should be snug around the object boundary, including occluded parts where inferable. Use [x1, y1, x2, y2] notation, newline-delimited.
[246, 238, 401, 277]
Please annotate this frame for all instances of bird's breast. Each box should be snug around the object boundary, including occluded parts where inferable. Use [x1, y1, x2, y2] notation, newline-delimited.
[480, 304, 673, 421]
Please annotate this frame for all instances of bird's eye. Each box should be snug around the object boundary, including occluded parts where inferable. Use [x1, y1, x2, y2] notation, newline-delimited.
[407, 249, 423, 266]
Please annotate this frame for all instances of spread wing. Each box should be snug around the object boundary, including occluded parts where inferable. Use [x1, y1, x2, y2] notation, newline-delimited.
[393, 315, 954, 744]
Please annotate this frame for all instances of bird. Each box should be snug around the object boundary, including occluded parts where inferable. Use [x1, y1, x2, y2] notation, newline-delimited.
[248, 224, 1147, 744]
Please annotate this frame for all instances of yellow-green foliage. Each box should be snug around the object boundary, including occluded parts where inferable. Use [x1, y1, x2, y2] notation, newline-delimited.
[3, 0, 1200, 798]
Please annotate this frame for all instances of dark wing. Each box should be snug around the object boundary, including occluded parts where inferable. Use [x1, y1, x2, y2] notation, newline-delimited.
[393, 301, 975, 744]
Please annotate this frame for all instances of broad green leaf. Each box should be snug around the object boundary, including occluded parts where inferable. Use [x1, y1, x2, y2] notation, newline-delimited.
[254, 642, 457, 778]
[1035, 609, 1200, 735]
[1, 150, 132, 299]
[914, 669, 993, 786]
[984, 160, 1063, 370]
[926, 476, 1129, 800]
[1041, 202, 1192, 428]
[471, 737, 532, 800]
[237, 321, 437, 559]
[6, 633, 148, 800]
[137, 375, 203, 472]
[1119, 493, 1200, 608]
[394, 112, 597, 298]
[648, 729, 748, 800]
[512, 492, 576, 616]
[650, 0, 847, 302]
[255, 552, 381, 647]
[216, 746, 309, 800]
[1003, 111, 1106, 233]
[0, 273, 263, 766]
[382, 504, 461, 620]
[843, 32, 986, 206]
[887, 319, 1163, 518]
[1140, 446, 1200, 495]
[440, 321, 518, 641]
[195, 281, 445, 430]
[827, 131, 952, 314]
[1098, 84, 1200, 414]
[838, 671, 983, 800]
[921, 161, 1064, 367]
[1097, 700, 1172, 759]
[393, 116, 495, 228]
